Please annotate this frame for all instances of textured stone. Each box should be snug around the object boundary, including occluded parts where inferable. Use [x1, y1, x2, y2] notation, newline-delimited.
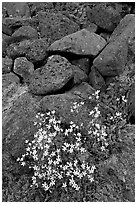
[86, 3, 124, 32]
[2, 72, 20, 89]
[127, 83, 135, 122]
[12, 25, 38, 40]
[109, 14, 135, 43]
[73, 66, 88, 85]
[70, 57, 90, 75]
[27, 55, 74, 95]
[48, 29, 106, 57]
[38, 11, 80, 44]
[93, 37, 128, 77]
[39, 82, 97, 133]
[14, 57, 34, 80]
[2, 16, 39, 34]
[2, 34, 11, 57]
[7, 38, 49, 62]
[2, 2, 30, 17]
[109, 14, 135, 56]
[89, 66, 106, 91]
[2, 57, 13, 74]
[3, 88, 41, 159]
[25, 38, 49, 64]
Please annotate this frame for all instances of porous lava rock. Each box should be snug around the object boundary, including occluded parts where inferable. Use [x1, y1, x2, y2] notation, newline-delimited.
[2, 34, 11, 57]
[2, 57, 13, 74]
[39, 82, 97, 133]
[2, 16, 39, 35]
[27, 55, 74, 95]
[109, 14, 135, 43]
[14, 57, 34, 81]
[73, 66, 88, 85]
[3, 86, 42, 159]
[2, 2, 30, 17]
[96, 125, 135, 202]
[127, 83, 135, 123]
[89, 66, 106, 91]
[86, 3, 125, 32]
[7, 38, 49, 62]
[12, 25, 38, 40]
[25, 38, 49, 64]
[38, 11, 80, 43]
[109, 14, 135, 55]
[2, 72, 20, 89]
[70, 57, 90, 75]
[93, 37, 128, 77]
[48, 29, 106, 57]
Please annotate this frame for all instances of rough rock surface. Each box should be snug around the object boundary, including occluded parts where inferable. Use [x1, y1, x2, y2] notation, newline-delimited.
[86, 3, 126, 32]
[2, 2, 135, 202]
[27, 55, 74, 95]
[109, 14, 135, 56]
[109, 14, 135, 43]
[2, 73, 20, 93]
[39, 82, 96, 132]
[14, 57, 34, 81]
[3, 86, 41, 159]
[2, 2, 30, 17]
[89, 66, 106, 91]
[93, 38, 128, 76]
[2, 34, 11, 57]
[2, 16, 39, 35]
[127, 83, 135, 122]
[48, 29, 106, 57]
[12, 25, 38, 40]
[73, 66, 88, 85]
[70, 57, 90, 74]
[96, 125, 135, 202]
[2, 57, 13, 74]
[7, 38, 49, 63]
[38, 11, 80, 43]
[25, 38, 49, 64]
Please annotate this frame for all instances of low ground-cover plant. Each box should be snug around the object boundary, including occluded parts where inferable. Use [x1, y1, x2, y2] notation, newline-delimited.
[16, 84, 130, 200]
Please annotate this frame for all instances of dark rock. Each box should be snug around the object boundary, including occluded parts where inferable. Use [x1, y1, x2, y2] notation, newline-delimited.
[89, 66, 106, 91]
[25, 38, 49, 64]
[86, 3, 124, 32]
[3, 86, 41, 159]
[109, 14, 135, 43]
[38, 11, 80, 44]
[70, 57, 90, 74]
[93, 37, 128, 77]
[27, 55, 74, 95]
[100, 33, 110, 42]
[109, 14, 135, 56]
[73, 66, 88, 85]
[2, 16, 39, 35]
[28, 2, 54, 16]
[7, 41, 27, 59]
[2, 23, 13, 36]
[48, 29, 106, 57]
[2, 57, 13, 74]
[82, 23, 98, 33]
[97, 125, 135, 201]
[2, 34, 11, 57]
[2, 72, 20, 89]
[2, 2, 30, 17]
[12, 25, 38, 40]
[7, 38, 49, 62]
[40, 82, 97, 133]
[127, 83, 135, 123]
[14, 57, 34, 81]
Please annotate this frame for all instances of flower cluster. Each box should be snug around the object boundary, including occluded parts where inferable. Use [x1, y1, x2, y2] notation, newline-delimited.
[17, 110, 96, 193]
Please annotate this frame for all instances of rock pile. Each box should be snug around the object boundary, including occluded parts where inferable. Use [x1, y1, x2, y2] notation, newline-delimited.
[2, 2, 135, 202]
